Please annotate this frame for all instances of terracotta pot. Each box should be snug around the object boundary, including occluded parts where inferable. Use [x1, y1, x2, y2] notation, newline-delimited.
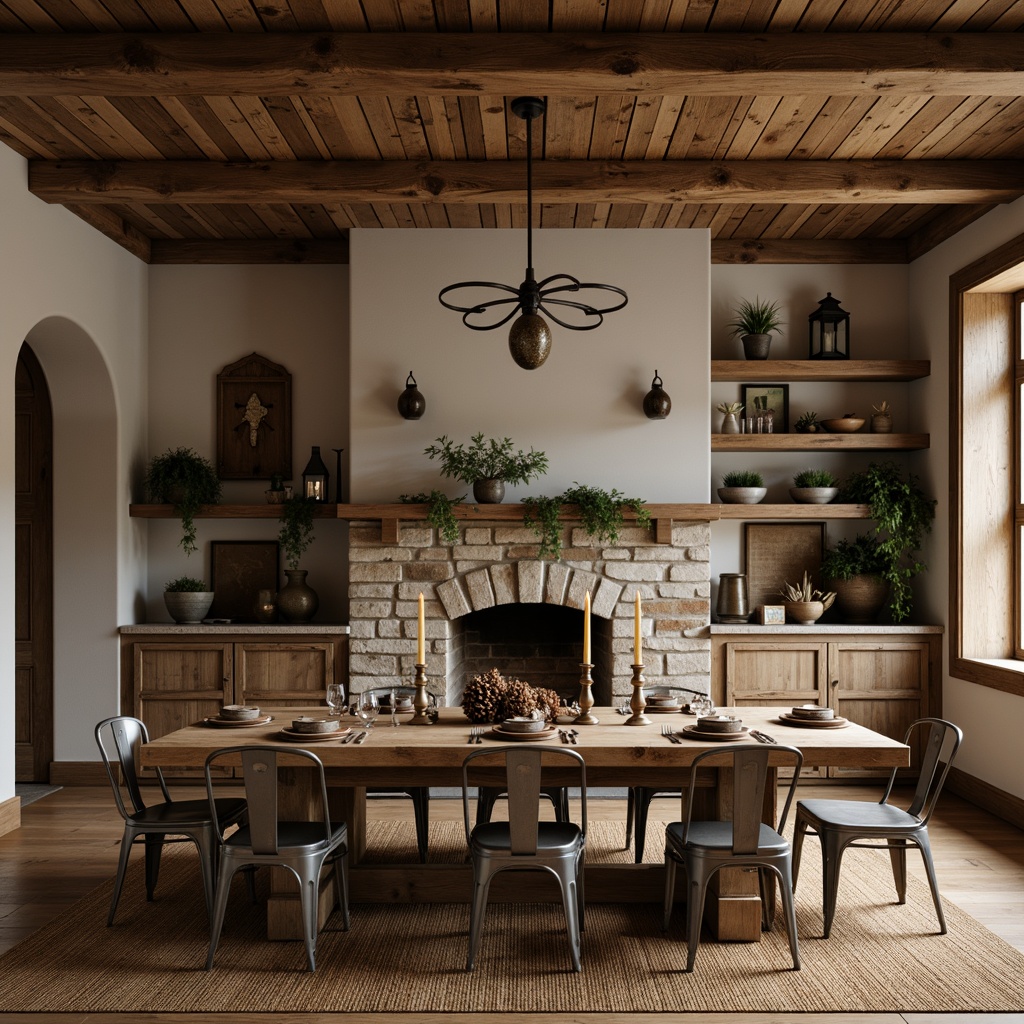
[276, 569, 319, 623]
[830, 574, 889, 623]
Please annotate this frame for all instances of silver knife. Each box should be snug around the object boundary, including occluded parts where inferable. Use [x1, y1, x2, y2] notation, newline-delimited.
[353, 730, 369, 744]
[340, 731, 357, 744]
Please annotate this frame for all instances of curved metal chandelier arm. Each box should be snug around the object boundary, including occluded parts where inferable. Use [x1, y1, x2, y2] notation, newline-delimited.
[539, 277, 629, 316]
[438, 282, 525, 330]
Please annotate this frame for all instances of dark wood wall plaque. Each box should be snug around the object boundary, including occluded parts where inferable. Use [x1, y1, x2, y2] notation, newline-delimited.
[216, 352, 292, 480]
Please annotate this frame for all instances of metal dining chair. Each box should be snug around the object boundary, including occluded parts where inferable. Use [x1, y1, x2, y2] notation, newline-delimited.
[94, 715, 248, 926]
[462, 745, 587, 973]
[662, 742, 804, 972]
[204, 744, 350, 972]
[360, 686, 432, 862]
[793, 716, 963, 938]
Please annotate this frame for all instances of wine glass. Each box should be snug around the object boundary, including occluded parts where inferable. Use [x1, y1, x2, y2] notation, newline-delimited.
[326, 683, 345, 717]
[356, 691, 380, 729]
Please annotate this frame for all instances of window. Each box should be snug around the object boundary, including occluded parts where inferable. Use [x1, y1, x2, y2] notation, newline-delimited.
[951, 238, 1024, 696]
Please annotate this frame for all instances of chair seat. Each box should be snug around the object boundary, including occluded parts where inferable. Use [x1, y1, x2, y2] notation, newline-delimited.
[666, 819, 788, 854]
[798, 798, 923, 833]
[471, 821, 582, 854]
[225, 820, 346, 853]
[130, 797, 247, 829]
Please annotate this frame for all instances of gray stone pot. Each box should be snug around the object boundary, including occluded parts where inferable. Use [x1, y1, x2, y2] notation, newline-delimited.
[163, 590, 215, 624]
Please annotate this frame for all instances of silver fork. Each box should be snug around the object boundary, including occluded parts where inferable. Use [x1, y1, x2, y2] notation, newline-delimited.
[468, 726, 484, 744]
[662, 725, 680, 743]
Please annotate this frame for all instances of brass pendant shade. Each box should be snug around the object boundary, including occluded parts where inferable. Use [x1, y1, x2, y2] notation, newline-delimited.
[438, 96, 627, 370]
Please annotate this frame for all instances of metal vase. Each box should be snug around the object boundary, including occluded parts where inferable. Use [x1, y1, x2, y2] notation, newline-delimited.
[716, 573, 750, 623]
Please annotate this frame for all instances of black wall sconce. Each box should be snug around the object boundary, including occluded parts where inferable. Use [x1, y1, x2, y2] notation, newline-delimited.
[643, 371, 672, 419]
[397, 371, 426, 419]
[808, 292, 850, 359]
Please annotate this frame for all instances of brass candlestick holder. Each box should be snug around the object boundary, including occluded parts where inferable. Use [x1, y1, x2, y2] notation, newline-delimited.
[408, 662, 436, 725]
[624, 663, 651, 726]
[573, 663, 600, 725]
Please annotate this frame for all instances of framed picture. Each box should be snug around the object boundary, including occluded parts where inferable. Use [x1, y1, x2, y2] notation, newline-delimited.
[209, 540, 280, 622]
[744, 522, 825, 613]
[741, 383, 789, 433]
[761, 604, 787, 625]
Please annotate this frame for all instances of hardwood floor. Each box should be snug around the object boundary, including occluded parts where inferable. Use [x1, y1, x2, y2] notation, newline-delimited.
[1, 783, 1022, 1024]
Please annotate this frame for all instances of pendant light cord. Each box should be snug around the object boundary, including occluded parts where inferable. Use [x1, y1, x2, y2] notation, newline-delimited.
[525, 106, 534, 275]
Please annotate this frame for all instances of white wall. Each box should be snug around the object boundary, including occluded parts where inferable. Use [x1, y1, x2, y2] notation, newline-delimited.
[146, 266, 350, 621]
[0, 145, 147, 785]
[909, 193, 1024, 800]
[708, 264, 914, 607]
[349, 229, 710, 504]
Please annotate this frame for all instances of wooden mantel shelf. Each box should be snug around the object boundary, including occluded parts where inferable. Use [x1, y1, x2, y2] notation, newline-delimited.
[711, 359, 930, 382]
[130, 501, 874, 544]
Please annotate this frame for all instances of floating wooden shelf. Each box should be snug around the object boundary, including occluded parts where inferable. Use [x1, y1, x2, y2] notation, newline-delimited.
[714, 503, 872, 519]
[711, 359, 930, 382]
[712, 433, 928, 452]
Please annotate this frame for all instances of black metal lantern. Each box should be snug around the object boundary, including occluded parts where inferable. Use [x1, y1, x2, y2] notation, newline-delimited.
[808, 292, 850, 359]
[302, 445, 329, 502]
[397, 371, 426, 419]
[642, 371, 672, 419]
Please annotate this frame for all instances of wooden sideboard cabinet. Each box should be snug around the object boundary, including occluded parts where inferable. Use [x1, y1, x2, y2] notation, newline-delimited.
[710, 626, 942, 779]
[119, 625, 349, 775]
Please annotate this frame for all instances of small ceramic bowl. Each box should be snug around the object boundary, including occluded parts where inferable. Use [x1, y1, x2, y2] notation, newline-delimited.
[647, 693, 681, 705]
[791, 704, 834, 720]
[789, 486, 838, 504]
[697, 714, 744, 733]
[502, 717, 547, 733]
[291, 716, 341, 734]
[220, 704, 261, 721]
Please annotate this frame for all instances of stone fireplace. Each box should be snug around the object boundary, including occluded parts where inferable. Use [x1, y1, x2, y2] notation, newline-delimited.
[347, 515, 712, 707]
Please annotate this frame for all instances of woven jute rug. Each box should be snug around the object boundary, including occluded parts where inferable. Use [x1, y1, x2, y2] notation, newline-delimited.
[2, 820, 1023, 1014]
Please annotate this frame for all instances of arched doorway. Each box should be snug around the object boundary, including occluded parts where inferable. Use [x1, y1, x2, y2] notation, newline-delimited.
[14, 343, 53, 782]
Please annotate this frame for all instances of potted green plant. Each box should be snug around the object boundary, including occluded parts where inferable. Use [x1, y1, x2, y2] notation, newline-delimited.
[820, 534, 891, 624]
[790, 468, 838, 504]
[277, 496, 318, 622]
[144, 446, 222, 556]
[828, 461, 936, 623]
[778, 570, 836, 625]
[717, 470, 766, 505]
[163, 575, 215, 624]
[726, 297, 784, 360]
[424, 432, 548, 503]
[523, 483, 651, 560]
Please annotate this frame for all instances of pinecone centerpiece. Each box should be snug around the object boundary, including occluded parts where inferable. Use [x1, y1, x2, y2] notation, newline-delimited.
[461, 668, 562, 723]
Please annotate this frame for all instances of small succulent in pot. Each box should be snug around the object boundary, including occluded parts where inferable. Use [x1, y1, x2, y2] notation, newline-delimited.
[790, 468, 839, 504]
[727, 297, 784, 359]
[778, 571, 836, 625]
[162, 575, 214, 624]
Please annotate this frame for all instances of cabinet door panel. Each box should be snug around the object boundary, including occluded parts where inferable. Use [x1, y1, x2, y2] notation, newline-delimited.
[829, 641, 929, 779]
[725, 642, 827, 706]
[133, 643, 233, 776]
[236, 642, 334, 707]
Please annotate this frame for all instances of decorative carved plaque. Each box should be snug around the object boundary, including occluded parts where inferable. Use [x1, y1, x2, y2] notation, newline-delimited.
[216, 352, 292, 480]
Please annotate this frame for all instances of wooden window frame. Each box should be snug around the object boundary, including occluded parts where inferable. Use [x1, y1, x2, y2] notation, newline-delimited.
[950, 234, 1024, 697]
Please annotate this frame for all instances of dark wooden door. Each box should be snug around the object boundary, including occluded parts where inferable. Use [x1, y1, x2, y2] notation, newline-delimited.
[15, 343, 53, 782]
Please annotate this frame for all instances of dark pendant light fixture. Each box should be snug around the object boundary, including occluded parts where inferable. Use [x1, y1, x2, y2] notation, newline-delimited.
[438, 96, 628, 370]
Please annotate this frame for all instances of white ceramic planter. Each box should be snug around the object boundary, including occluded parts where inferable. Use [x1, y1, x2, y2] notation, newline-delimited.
[789, 486, 838, 504]
[717, 486, 767, 504]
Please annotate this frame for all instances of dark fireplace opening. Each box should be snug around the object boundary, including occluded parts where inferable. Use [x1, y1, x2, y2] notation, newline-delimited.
[461, 603, 612, 705]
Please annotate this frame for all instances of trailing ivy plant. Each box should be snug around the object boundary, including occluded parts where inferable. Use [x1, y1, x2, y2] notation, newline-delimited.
[144, 446, 221, 556]
[523, 483, 651, 560]
[278, 495, 316, 569]
[836, 461, 937, 622]
[400, 490, 465, 545]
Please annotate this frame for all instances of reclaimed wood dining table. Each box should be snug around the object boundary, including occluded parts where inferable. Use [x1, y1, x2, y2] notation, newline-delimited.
[139, 705, 909, 942]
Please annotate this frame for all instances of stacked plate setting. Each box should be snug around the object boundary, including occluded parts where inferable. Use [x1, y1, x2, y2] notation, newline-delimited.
[789, 704, 834, 721]
[696, 714, 745, 734]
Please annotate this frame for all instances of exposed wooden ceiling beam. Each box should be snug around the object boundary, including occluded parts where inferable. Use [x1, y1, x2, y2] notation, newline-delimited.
[711, 238, 908, 265]
[30, 158, 1024, 206]
[148, 239, 349, 264]
[1, 33, 1023, 97]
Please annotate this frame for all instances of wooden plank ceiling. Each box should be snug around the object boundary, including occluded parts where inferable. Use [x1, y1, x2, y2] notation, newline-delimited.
[0, 0, 1022, 265]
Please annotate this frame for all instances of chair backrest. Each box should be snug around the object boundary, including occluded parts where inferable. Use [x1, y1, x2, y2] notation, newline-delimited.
[462, 745, 586, 853]
[204, 745, 334, 854]
[881, 717, 963, 823]
[681, 743, 803, 854]
[95, 715, 172, 819]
